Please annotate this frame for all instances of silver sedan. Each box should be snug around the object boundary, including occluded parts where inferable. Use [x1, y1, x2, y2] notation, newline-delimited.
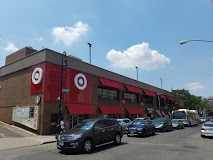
[201, 122, 213, 138]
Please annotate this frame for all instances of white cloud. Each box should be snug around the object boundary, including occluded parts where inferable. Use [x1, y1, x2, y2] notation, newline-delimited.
[52, 22, 89, 46]
[106, 42, 171, 70]
[186, 82, 204, 90]
[3, 43, 19, 52]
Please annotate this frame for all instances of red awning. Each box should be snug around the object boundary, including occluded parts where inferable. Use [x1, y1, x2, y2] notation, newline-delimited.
[99, 77, 123, 90]
[126, 107, 144, 114]
[166, 95, 175, 101]
[157, 93, 167, 100]
[99, 105, 124, 114]
[66, 104, 96, 114]
[143, 89, 156, 97]
[125, 85, 142, 94]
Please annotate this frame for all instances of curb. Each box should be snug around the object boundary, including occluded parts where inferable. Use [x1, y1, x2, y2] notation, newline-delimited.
[40, 140, 57, 145]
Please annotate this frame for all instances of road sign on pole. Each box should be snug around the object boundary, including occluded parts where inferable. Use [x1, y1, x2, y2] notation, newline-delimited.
[62, 89, 70, 92]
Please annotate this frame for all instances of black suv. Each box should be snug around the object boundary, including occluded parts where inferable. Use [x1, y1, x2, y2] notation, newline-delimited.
[152, 118, 172, 132]
[57, 118, 123, 153]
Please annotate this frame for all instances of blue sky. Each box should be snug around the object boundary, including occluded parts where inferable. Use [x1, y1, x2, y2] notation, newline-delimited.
[1, 0, 213, 98]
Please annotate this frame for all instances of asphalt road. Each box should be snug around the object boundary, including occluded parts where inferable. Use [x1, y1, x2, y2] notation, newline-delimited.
[1, 125, 213, 160]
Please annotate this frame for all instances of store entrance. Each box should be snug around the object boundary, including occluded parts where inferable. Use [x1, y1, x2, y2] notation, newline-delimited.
[65, 113, 89, 130]
[50, 114, 58, 134]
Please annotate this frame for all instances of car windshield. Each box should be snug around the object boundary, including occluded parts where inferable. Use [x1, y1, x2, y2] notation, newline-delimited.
[204, 124, 213, 127]
[153, 119, 165, 123]
[117, 120, 123, 125]
[74, 120, 96, 130]
[172, 120, 179, 123]
[172, 113, 186, 119]
[133, 120, 146, 125]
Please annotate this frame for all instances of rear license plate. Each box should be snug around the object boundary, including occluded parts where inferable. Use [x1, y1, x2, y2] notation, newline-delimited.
[59, 142, 64, 146]
[130, 132, 134, 134]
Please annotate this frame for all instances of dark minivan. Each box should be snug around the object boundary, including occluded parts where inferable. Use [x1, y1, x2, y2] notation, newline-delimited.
[152, 118, 172, 132]
[57, 118, 123, 153]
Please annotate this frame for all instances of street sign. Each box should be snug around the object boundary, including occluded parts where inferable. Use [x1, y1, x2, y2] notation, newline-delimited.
[62, 89, 70, 92]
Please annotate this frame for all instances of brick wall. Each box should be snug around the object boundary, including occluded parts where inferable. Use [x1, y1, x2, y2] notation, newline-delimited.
[5, 47, 37, 65]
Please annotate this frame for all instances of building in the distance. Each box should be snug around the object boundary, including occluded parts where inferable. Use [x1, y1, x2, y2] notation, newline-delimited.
[208, 96, 213, 106]
[0, 47, 175, 135]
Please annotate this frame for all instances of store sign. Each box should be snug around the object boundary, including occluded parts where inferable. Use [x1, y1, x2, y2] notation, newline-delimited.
[147, 108, 153, 113]
[35, 95, 41, 104]
[12, 106, 39, 130]
[74, 73, 87, 90]
[32, 67, 43, 85]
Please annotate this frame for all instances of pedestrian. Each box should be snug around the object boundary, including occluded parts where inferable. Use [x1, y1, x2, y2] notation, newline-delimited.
[60, 118, 65, 133]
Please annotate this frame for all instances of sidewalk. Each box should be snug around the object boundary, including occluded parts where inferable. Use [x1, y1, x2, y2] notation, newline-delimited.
[0, 121, 56, 151]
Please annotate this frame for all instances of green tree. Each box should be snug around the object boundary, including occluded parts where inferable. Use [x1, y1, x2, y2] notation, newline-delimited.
[171, 89, 211, 111]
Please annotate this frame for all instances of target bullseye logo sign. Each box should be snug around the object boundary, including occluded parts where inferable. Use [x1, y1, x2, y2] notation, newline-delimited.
[74, 73, 87, 90]
[32, 67, 43, 85]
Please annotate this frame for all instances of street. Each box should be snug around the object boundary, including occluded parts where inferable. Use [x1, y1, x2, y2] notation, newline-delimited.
[1, 125, 212, 160]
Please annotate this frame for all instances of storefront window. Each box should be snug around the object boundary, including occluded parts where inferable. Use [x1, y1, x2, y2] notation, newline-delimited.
[106, 114, 120, 119]
[125, 92, 138, 102]
[143, 95, 153, 104]
[166, 100, 172, 108]
[98, 87, 118, 100]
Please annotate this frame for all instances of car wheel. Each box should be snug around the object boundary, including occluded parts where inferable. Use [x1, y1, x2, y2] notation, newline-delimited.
[143, 130, 147, 137]
[201, 135, 205, 138]
[163, 127, 166, 132]
[114, 133, 121, 144]
[82, 138, 93, 153]
[152, 129, 156, 135]
[178, 126, 180, 130]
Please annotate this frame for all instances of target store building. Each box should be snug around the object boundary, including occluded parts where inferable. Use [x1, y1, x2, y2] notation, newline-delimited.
[0, 47, 175, 135]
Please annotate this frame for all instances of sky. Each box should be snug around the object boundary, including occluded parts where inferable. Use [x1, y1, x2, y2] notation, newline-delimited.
[0, 0, 213, 98]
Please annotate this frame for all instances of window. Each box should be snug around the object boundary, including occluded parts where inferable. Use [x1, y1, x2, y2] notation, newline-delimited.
[123, 119, 130, 123]
[166, 100, 172, 108]
[98, 87, 118, 100]
[143, 95, 153, 104]
[125, 92, 138, 102]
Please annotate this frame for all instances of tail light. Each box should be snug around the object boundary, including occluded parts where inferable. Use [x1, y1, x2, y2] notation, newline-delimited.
[201, 128, 205, 131]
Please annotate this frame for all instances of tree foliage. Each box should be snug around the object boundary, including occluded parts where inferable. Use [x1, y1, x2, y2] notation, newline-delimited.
[171, 89, 211, 111]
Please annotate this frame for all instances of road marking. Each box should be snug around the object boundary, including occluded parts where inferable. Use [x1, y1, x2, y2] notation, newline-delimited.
[0, 133, 6, 138]
[3, 126, 26, 137]
[129, 142, 176, 147]
[0, 121, 37, 136]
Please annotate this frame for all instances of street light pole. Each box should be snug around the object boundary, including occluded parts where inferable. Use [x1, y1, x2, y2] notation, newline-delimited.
[160, 78, 162, 89]
[58, 51, 68, 134]
[88, 43, 92, 64]
[136, 67, 138, 81]
[180, 40, 213, 45]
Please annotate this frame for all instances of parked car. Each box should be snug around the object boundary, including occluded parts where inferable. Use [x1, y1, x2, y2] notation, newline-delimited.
[200, 117, 207, 123]
[201, 122, 213, 138]
[152, 118, 172, 132]
[57, 118, 123, 153]
[117, 118, 132, 133]
[132, 117, 151, 123]
[172, 119, 184, 129]
[126, 119, 155, 137]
